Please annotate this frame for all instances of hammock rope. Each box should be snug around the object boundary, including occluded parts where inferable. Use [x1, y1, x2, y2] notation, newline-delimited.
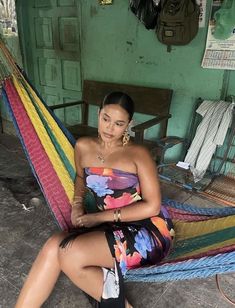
[125, 251, 235, 282]
[1, 40, 235, 283]
[164, 199, 235, 216]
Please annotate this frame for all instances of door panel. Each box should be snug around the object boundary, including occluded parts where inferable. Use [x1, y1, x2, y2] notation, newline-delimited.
[35, 17, 53, 49]
[62, 60, 81, 91]
[59, 17, 80, 52]
[17, 0, 82, 125]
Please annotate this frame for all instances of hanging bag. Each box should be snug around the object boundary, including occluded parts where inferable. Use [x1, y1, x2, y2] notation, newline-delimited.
[156, 0, 200, 49]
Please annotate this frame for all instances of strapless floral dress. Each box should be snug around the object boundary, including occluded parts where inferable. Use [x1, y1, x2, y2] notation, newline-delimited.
[61, 167, 175, 307]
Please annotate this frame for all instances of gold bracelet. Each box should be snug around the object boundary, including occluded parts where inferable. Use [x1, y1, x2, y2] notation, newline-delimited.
[71, 201, 83, 208]
[117, 209, 121, 222]
[73, 196, 83, 202]
[72, 203, 83, 208]
[113, 210, 118, 222]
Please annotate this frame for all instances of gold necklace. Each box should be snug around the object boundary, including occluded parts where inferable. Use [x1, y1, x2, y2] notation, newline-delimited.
[97, 148, 117, 164]
[97, 154, 105, 163]
[97, 141, 122, 164]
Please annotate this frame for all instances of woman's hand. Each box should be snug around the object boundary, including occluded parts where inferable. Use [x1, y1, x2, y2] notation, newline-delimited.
[71, 205, 85, 227]
[75, 213, 101, 228]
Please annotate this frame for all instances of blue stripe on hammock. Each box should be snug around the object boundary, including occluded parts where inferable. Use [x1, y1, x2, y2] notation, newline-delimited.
[163, 198, 235, 216]
[125, 251, 235, 282]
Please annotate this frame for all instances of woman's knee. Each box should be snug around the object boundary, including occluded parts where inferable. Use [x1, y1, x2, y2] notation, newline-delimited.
[40, 232, 66, 260]
[58, 237, 88, 271]
[58, 232, 113, 272]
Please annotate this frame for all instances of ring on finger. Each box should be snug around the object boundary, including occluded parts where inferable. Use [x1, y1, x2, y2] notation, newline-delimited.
[78, 218, 84, 227]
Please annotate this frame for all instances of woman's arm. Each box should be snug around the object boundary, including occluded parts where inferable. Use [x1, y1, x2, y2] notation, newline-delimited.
[78, 146, 162, 228]
[71, 140, 86, 226]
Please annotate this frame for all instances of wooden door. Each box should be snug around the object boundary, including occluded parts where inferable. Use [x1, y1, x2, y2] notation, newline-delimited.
[17, 0, 82, 125]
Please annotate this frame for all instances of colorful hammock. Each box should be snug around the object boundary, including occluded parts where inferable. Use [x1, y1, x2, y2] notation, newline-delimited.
[1, 41, 235, 284]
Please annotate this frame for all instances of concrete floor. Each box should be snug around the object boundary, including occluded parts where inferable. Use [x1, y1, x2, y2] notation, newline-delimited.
[0, 133, 235, 308]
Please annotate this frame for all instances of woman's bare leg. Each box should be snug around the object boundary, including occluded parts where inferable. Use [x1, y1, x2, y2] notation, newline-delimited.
[15, 232, 66, 308]
[58, 231, 133, 307]
[57, 231, 113, 300]
[15, 231, 133, 308]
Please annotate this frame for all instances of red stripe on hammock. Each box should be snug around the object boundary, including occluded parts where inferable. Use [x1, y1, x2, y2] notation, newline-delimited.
[4, 78, 72, 230]
[167, 207, 218, 221]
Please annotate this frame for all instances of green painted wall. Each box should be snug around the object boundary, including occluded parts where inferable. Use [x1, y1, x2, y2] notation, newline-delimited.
[79, 0, 234, 160]
[2, 0, 235, 161]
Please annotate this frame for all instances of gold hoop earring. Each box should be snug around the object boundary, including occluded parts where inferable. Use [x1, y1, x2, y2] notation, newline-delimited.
[122, 129, 130, 146]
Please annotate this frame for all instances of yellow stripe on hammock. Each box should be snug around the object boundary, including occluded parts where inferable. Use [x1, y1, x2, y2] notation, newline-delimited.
[22, 76, 75, 166]
[171, 215, 235, 260]
[173, 215, 235, 240]
[13, 76, 75, 201]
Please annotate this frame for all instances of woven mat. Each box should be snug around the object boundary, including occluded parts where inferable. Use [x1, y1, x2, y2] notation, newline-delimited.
[204, 174, 235, 206]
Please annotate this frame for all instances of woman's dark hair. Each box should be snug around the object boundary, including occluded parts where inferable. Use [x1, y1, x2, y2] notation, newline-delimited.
[100, 91, 135, 121]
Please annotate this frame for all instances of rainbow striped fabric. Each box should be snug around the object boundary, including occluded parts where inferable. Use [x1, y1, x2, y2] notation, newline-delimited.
[2, 75, 75, 230]
[1, 40, 235, 281]
[2, 73, 235, 282]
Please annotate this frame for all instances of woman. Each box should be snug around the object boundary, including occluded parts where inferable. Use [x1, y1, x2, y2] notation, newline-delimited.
[15, 92, 175, 308]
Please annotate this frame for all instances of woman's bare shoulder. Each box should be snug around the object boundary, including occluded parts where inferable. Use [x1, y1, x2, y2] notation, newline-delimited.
[75, 136, 98, 151]
[127, 143, 152, 159]
[128, 143, 155, 170]
[128, 144, 157, 180]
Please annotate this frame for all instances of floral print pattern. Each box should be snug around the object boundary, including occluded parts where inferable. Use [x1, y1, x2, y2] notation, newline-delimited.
[134, 228, 155, 259]
[84, 167, 174, 275]
[86, 174, 114, 197]
[104, 192, 141, 210]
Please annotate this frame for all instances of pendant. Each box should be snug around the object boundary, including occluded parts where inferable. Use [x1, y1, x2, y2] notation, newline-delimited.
[97, 155, 105, 163]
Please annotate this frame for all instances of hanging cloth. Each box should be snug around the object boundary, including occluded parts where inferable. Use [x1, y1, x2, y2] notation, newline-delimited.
[184, 100, 234, 182]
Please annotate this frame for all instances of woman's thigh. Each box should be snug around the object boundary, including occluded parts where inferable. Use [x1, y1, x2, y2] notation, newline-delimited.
[58, 231, 115, 269]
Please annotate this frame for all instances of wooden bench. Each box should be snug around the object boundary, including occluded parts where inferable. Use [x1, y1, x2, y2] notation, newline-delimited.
[51, 80, 184, 164]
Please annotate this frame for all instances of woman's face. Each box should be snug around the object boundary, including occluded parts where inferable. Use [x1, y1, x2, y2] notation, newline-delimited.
[98, 104, 130, 143]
